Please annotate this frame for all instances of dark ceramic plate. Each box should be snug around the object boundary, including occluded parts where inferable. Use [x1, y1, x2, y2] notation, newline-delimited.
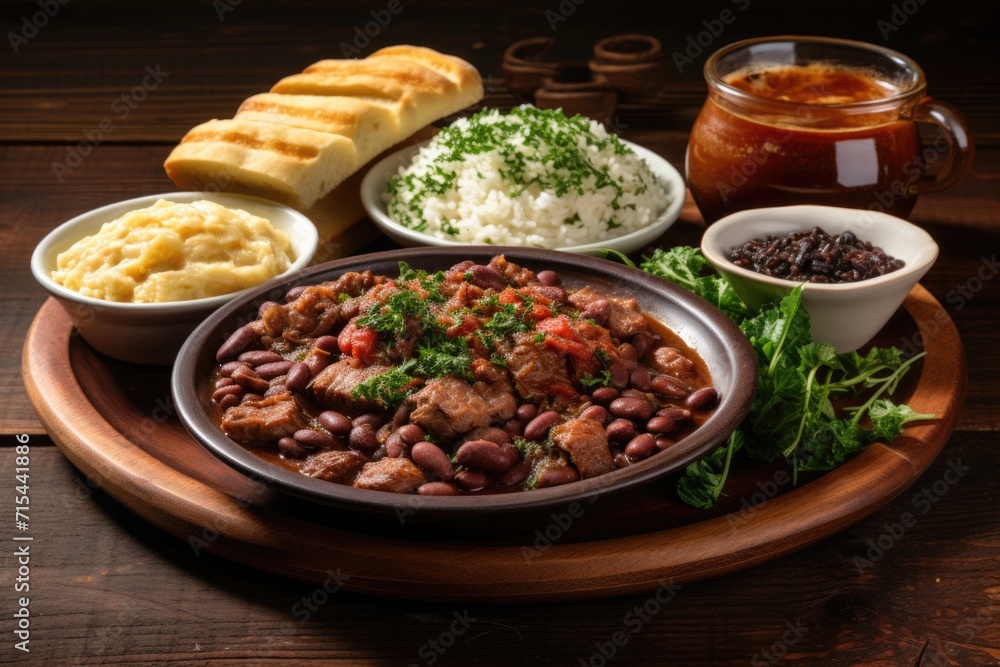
[172, 247, 757, 522]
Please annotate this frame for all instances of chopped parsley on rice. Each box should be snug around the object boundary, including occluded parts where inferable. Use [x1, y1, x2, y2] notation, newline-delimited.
[385, 105, 671, 247]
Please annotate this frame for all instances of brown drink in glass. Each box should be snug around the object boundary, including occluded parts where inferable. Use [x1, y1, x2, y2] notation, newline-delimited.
[686, 36, 973, 223]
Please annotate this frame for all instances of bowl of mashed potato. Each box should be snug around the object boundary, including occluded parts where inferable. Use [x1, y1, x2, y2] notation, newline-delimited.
[31, 192, 318, 365]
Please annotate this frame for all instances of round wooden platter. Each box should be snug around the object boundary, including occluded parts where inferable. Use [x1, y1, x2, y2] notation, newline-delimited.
[22, 286, 966, 603]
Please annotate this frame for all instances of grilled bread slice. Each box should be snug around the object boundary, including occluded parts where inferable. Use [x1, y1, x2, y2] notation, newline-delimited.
[164, 119, 358, 210]
[163, 46, 483, 210]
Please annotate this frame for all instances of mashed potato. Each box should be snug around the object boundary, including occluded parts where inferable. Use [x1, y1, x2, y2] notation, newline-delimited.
[52, 199, 294, 303]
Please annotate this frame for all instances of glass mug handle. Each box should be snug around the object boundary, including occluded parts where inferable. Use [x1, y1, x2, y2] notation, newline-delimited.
[910, 97, 974, 195]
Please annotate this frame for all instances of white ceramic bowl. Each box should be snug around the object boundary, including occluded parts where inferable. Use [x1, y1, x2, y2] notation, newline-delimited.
[31, 191, 318, 365]
[360, 139, 686, 255]
[701, 205, 939, 353]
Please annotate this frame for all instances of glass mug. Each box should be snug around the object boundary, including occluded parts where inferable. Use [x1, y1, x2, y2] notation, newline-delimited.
[686, 36, 973, 223]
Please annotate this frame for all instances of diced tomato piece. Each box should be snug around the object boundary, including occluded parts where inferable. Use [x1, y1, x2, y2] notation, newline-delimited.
[536, 315, 582, 342]
[498, 288, 522, 306]
[528, 303, 553, 322]
[338, 322, 378, 363]
[548, 381, 578, 398]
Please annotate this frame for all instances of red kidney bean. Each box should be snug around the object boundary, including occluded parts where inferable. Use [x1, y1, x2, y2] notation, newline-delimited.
[258, 300, 280, 318]
[211, 384, 242, 402]
[450, 259, 475, 272]
[630, 365, 651, 391]
[609, 397, 653, 421]
[392, 403, 411, 428]
[294, 429, 336, 449]
[218, 393, 239, 410]
[396, 423, 426, 445]
[285, 285, 307, 302]
[655, 436, 676, 451]
[340, 299, 360, 320]
[536, 270, 561, 287]
[523, 411, 561, 440]
[417, 482, 459, 496]
[284, 363, 311, 393]
[536, 466, 579, 488]
[214, 377, 235, 390]
[385, 435, 406, 458]
[278, 437, 307, 459]
[620, 388, 647, 399]
[216, 325, 256, 362]
[651, 375, 689, 398]
[657, 407, 690, 421]
[609, 359, 629, 389]
[686, 387, 718, 411]
[580, 405, 609, 425]
[314, 335, 339, 354]
[618, 343, 638, 364]
[605, 418, 637, 444]
[255, 360, 294, 380]
[238, 350, 283, 366]
[503, 418, 524, 438]
[467, 264, 507, 291]
[500, 442, 520, 467]
[630, 331, 656, 359]
[349, 424, 379, 451]
[646, 416, 676, 434]
[498, 459, 532, 487]
[456, 440, 514, 474]
[304, 351, 329, 378]
[411, 441, 454, 481]
[454, 470, 490, 492]
[231, 366, 269, 394]
[318, 411, 352, 436]
[580, 298, 611, 324]
[625, 433, 656, 461]
[591, 387, 620, 404]
[220, 360, 250, 378]
[516, 403, 538, 422]
[353, 413, 383, 429]
[463, 427, 509, 444]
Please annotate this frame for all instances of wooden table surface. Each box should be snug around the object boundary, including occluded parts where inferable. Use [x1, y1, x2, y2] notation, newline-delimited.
[2, 1, 998, 665]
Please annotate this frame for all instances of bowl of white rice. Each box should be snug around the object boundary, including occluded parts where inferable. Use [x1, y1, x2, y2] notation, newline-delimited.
[360, 105, 684, 254]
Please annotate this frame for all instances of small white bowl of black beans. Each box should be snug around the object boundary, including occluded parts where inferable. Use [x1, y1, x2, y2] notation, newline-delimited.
[700, 205, 939, 353]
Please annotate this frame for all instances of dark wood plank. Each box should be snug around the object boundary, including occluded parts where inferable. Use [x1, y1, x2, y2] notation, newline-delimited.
[3, 432, 997, 665]
[0, 0, 997, 143]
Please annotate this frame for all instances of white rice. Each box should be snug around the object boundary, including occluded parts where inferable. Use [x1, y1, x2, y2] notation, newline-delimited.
[384, 105, 671, 247]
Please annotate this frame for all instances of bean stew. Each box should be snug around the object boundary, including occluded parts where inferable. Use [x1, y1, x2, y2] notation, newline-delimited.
[210, 255, 716, 495]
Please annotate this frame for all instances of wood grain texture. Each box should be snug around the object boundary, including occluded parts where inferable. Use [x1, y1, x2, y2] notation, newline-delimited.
[20, 285, 965, 602]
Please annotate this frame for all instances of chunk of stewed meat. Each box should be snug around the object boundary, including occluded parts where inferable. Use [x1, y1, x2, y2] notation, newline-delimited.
[471, 359, 517, 422]
[221, 391, 307, 442]
[488, 255, 536, 286]
[505, 333, 574, 400]
[353, 457, 426, 493]
[406, 376, 492, 439]
[650, 346, 697, 378]
[311, 358, 394, 413]
[607, 297, 648, 339]
[550, 418, 614, 479]
[300, 450, 367, 483]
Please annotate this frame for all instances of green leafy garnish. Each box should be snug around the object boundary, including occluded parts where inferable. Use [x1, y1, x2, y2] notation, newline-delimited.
[638, 246, 936, 507]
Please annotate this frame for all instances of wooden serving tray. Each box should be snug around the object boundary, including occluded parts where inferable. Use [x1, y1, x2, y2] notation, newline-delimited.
[22, 286, 965, 602]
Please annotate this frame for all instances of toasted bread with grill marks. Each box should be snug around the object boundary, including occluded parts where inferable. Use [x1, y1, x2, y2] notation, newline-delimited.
[164, 46, 482, 210]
